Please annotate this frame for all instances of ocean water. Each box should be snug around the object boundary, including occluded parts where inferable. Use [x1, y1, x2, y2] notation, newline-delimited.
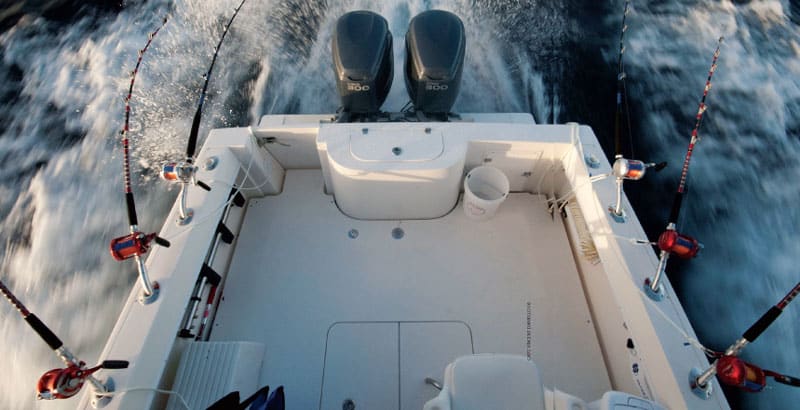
[0, 1, 797, 409]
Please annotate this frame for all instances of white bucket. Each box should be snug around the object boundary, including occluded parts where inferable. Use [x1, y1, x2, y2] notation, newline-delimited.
[463, 166, 510, 221]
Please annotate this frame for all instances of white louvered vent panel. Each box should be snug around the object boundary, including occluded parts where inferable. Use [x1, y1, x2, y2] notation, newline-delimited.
[167, 341, 264, 410]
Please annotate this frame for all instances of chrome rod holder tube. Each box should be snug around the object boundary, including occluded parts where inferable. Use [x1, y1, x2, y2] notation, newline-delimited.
[644, 250, 668, 301]
[135, 254, 159, 304]
[177, 181, 194, 225]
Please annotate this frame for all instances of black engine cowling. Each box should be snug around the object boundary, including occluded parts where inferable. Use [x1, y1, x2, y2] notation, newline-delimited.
[404, 10, 465, 115]
[332, 11, 393, 114]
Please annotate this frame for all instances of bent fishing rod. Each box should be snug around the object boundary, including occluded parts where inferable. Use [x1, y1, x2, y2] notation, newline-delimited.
[607, 0, 666, 219]
[108, 17, 171, 303]
[0, 279, 129, 403]
[161, 0, 248, 224]
[692, 281, 800, 395]
[644, 37, 723, 299]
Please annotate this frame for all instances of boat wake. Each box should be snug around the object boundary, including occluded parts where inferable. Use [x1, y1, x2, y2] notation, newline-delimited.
[621, 2, 800, 407]
[0, 0, 797, 408]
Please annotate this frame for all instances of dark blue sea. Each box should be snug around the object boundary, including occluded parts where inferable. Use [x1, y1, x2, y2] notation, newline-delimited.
[1, 1, 798, 409]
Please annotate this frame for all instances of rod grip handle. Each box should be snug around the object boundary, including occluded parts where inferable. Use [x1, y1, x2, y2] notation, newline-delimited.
[101, 360, 130, 369]
[743, 306, 782, 343]
[668, 193, 683, 224]
[25, 313, 63, 350]
[187, 107, 202, 159]
[126, 192, 138, 227]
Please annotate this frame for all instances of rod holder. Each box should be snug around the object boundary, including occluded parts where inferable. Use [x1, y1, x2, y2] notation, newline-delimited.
[177, 182, 194, 225]
[693, 336, 751, 392]
[162, 161, 211, 226]
[690, 366, 714, 399]
[88, 375, 112, 409]
[608, 177, 627, 223]
[135, 255, 159, 304]
[644, 250, 669, 301]
[608, 156, 660, 223]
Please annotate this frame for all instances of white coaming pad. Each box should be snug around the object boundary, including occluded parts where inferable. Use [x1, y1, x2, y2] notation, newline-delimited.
[211, 170, 610, 409]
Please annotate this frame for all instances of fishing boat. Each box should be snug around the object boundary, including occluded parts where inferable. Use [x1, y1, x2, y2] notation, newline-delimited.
[4, 6, 799, 410]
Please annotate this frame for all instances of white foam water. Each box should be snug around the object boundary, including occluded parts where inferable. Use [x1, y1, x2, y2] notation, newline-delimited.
[624, 1, 800, 408]
[1, 0, 798, 409]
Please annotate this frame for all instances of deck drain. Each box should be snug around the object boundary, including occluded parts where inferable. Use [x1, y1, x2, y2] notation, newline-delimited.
[342, 398, 355, 410]
[391, 227, 404, 239]
[348, 229, 359, 239]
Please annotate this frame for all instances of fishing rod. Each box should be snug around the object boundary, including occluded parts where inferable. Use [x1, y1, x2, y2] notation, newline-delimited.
[0, 279, 129, 403]
[691, 281, 800, 396]
[607, 0, 666, 220]
[644, 37, 723, 300]
[109, 17, 171, 304]
[613, 0, 631, 158]
[161, 0, 248, 224]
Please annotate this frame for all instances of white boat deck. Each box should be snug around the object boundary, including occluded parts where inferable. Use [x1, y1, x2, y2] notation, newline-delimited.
[211, 169, 611, 409]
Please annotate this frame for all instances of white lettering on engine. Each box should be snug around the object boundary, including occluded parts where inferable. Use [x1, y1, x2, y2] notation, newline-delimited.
[347, 83, 370, 92]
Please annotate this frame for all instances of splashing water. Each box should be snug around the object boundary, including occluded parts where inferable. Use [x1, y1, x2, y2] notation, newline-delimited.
[622, 1, 800, 408]
[0, 1, 797, 409]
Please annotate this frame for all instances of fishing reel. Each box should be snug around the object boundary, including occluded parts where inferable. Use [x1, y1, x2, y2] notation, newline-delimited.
[162, 160, 211, 225]
[693, 354, 800, 398]
[109, 231, 169, 303]
[612, 157, 667, 181]
[714, 355, 766, 393]
[109, 231, 170, 261]
[657, 228, 701, 259]
[36, 360, 129, 401]
[609, 156, 667, 221]
[161, 161, 211, 191]
[645, 224, 702, 300]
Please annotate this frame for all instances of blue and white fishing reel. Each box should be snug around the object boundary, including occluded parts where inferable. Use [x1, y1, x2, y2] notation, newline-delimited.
[161, 161, 211, 225]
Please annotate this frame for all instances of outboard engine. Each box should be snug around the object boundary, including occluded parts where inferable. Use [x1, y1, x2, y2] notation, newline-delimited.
[332, 11, 393, 117]
[405, 10, 465, 116]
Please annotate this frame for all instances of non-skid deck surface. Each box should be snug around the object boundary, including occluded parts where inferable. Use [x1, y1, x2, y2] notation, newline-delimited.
[211, 170, 610, 409]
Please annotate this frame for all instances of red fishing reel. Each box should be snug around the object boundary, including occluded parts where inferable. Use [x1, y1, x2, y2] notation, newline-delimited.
[657, 229, 701, 259]
[109, 231, 170, 261]
[37, 363, 93, 400]
[716, 356, 766, 393]
[36, 360, 128, 400]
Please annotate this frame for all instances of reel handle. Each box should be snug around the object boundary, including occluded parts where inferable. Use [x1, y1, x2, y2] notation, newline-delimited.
[101, 360, 129, 369]
[154, 236, 170, 248]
